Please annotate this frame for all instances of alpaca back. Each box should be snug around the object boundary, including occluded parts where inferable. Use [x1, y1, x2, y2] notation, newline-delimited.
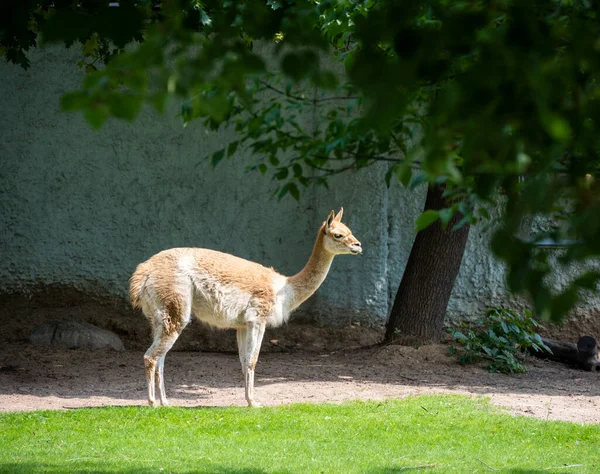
[130, 248, 284, 329]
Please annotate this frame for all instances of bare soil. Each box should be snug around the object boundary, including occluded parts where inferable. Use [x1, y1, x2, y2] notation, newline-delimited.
[2, 342, 599, 424]
[1, 290, 599, 424]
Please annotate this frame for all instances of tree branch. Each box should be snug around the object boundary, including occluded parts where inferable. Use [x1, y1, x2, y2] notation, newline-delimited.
[305, 162, 357, 177]
[259, 80, 359, 103]
[345, 150, 401, 163]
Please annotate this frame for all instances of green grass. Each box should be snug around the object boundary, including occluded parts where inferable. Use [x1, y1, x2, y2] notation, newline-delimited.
[0, 395, 598, 473]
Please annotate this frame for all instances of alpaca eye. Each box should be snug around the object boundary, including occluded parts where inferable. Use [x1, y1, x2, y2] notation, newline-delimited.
[333, 233, 343, 239]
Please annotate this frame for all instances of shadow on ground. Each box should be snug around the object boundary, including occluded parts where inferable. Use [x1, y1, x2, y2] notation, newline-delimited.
[1, 339, 599, 411]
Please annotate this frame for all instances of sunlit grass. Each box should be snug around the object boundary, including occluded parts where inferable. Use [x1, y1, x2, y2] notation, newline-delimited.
[0, 395, 598, 473]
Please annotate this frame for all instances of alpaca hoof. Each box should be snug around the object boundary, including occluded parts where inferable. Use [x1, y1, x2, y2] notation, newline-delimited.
[248, 400, 262, 408]
[148, 400, 157, 407]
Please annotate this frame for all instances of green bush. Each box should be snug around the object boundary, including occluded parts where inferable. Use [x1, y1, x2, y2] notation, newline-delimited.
[450, 307, 551, 374]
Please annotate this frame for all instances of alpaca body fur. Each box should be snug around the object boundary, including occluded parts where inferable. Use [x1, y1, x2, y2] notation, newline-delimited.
[130, 209, 361, 407]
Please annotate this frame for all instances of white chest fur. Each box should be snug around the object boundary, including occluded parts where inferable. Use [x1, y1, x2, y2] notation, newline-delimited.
[267, 275, 295, 327]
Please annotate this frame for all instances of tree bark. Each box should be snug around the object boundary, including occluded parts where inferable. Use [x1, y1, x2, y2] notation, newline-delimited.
[384, 184, 471, 345]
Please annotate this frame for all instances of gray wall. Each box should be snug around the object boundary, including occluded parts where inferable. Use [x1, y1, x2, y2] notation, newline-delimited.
[1, 45, 597, 328]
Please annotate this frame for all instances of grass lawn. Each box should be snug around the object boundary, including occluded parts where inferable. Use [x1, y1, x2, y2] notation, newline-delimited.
[0, 395, 598, 473]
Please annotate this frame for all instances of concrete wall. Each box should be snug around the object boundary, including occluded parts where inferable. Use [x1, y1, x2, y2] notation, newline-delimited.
[1, 45, 597, 329]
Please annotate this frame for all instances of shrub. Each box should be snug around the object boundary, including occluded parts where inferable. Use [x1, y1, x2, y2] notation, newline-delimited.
[450, 307, 551, 374]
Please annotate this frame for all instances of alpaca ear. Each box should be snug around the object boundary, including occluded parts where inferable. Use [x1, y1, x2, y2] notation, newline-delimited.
[334, 207, 344, 222]
[326, 210, 335, 230]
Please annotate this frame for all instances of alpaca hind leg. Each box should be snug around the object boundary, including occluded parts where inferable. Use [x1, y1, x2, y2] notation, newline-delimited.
[240, 321, 266, 407]
[144, 312, 187, 406]
[145, 330, 181, 406]
[144, 351, 158, 406]
[156, 355, 169, 406]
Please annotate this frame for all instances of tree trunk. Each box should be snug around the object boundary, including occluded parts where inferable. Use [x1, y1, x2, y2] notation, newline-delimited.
[528, 336, 600, 372]
[384, 184, 470, 345]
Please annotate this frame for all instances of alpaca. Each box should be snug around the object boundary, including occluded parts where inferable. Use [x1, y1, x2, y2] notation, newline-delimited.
[129, 208, 362, 407]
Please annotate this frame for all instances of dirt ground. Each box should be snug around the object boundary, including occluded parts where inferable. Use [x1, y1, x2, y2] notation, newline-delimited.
[1, 341, 599, 424]
[1, 291, 599, 424]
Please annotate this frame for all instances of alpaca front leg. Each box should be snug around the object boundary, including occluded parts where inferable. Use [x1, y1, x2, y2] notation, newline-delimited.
[236, 328, 247, 376]
[144, 355, 157, 406]
[242, 322, 266, 407]
[236, 327, 249, 402]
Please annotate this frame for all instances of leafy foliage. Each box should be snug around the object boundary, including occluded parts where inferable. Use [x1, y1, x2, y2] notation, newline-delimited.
[451, 306, 551, 374]
[3, 0, 600, 321]
[0, 1, 153, 70]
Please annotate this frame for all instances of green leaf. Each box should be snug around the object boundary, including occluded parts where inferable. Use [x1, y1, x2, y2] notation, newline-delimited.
[123, 70, 147, 92]
[344, 50, 356, 73]
[148, 92, 167, 114]
[281, 51, 318, 80]
[60, 92, 88, 111]
[292, 163, 303, 178]
[227, 141, 239, 157]
[313, 70, 338, 90]
[81, 71, 104, 89]
[288, 182, 300, 200]
[451, 216, 470, 231]
[550, 287, 579, 322]
[107, 93, 142, 121]
[415, 210, 439, 231]
[266, 0, 283, 10]
[573, 271, 600, 291]
[410, 172, 428, 189]
[211, 149, 225, 167]
[200, 9, 212, 26]
[395, 162, 412, 187]
[543, 115, 572, 141]
[516, 152, 531, 172]
[275, 167, 289, 180]
[477, 207, 491, 220]
[82, 35, 99, 57]
[277, 182, 300, 201]
[84, 105, 109, 129]
[438, 208, 454, 227]
[385, 167, 394, 188]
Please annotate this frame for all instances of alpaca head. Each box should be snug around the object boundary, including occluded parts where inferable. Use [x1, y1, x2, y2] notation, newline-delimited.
[322, 208, 362, 255]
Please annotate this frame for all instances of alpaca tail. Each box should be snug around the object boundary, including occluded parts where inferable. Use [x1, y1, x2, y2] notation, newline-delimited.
[129, 264, 149, 309]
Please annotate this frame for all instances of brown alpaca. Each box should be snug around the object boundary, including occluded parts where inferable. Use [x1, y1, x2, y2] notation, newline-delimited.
[130, 208, 362, 407]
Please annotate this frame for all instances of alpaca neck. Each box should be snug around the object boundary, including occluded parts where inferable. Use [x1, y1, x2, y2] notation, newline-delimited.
[286, 225, 335, 311]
